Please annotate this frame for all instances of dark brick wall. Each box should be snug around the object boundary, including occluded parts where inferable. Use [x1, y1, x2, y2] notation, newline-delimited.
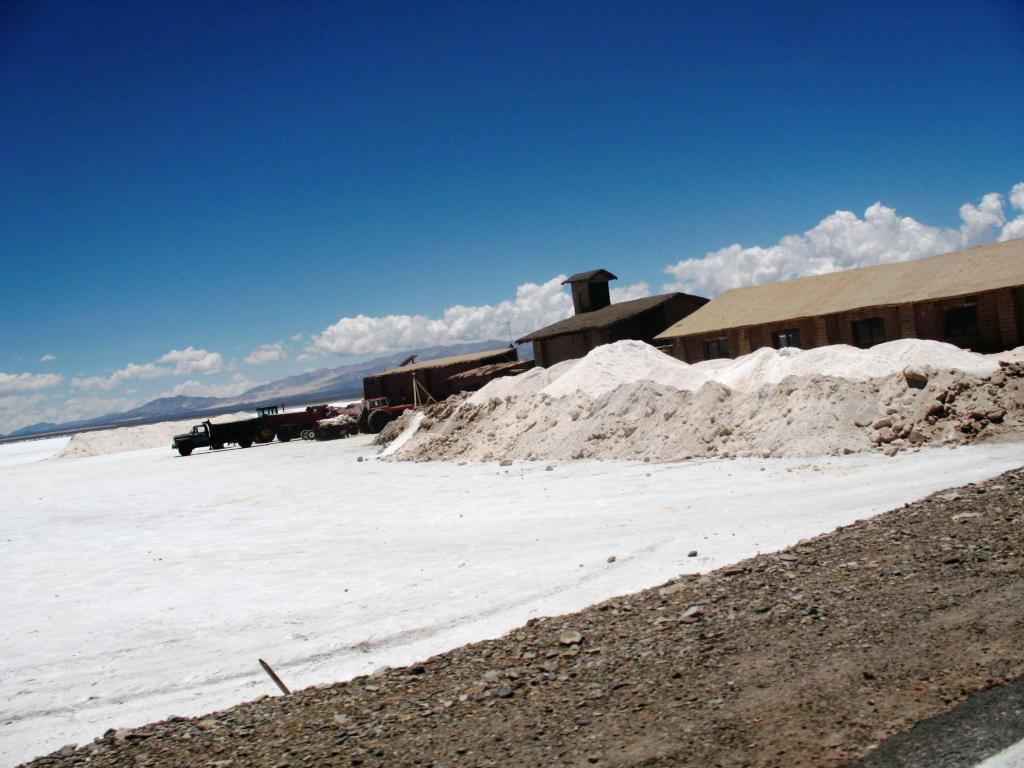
[535, 330, 609, 367]
[670, 287, 1023, 363]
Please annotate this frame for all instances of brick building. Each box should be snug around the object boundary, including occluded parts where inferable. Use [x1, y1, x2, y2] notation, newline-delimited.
[517, 270, 708, 367]
[655, 238, 1024, 362]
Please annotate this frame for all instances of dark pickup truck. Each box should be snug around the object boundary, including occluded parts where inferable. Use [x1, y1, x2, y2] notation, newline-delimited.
[172, 418, 262, 456]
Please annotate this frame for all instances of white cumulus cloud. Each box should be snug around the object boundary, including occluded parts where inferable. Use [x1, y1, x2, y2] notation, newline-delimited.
[306, 277, 653, 358]
[663, 183, 1024, 297]
[157, 347, 224, 375]
[999, 182, 1024, 243]
[309, 276, 572, 357]
[71, 362, 170, 391]
[71, 347, 225, 391]
[0, 372, 63, 395]
[959, 192, 1006, 246]
[39, 354, 57, 363]
[160, 374, 255, 399]
[611, 282, 652, 302]
[244, 343, 286, 365]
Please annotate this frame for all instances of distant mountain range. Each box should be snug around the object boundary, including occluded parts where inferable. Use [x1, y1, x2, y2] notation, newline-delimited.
[5, 340, 518, 439]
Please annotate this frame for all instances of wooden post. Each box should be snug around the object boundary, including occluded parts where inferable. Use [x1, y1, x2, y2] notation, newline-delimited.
[259, 658, 291, 695]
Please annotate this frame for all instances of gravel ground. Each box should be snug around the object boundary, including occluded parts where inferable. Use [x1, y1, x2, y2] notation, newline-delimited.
[22, 467, 1024, 768]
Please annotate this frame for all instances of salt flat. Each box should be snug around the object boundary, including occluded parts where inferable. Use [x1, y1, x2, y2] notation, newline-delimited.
[1, 435, 1021, 765]
[0, 437, 69, 469]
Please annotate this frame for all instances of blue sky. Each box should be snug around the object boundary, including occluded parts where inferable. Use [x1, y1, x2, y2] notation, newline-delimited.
[1, 0, 1023, 431]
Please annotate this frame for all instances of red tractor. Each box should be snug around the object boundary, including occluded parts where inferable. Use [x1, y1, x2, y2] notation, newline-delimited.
[358, 397, 414, 434]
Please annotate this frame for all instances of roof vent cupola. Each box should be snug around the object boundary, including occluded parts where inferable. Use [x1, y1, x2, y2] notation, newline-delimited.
[562, 269, 617, 315]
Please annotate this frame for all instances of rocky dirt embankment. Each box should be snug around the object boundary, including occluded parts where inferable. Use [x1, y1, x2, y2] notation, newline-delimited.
[26, 468, 1024, 768]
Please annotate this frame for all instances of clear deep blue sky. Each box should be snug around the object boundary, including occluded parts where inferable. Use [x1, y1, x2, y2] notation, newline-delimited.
[2, 0, 1023, 411]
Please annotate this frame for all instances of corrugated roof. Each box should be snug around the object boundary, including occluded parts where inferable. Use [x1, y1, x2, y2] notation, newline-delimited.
[562, 269, 617, 284]
[655, 238, 1024, 340]
[368, 348, 514, 378]
[517, 293, 685, 343]
[448, 359, 534, 381]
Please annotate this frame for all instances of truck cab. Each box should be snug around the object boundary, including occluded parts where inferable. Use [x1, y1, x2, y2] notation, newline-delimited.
[172, 421, 212, 456]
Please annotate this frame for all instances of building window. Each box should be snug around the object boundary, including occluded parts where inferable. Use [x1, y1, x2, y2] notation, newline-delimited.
[772, 328, 801, 349]
[851, 317, 886, 348]
[703, 338, 729, 360]
[944, 305, 979, 337]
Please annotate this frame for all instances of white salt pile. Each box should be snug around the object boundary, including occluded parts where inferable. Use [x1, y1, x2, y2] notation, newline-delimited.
[388, 339, 1022, 463]
[467, 358, 580, 404]
[871, 339, 999, 378]
[539, 340, 710, 398]
[53, 412, 253, 461]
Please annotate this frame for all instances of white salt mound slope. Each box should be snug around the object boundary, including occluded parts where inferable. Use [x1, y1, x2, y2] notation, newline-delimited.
[872, 338, 999, 377]
[393, 339, 1021, 463]
[540, 340, 710, 398]
[693, 339, 998, 392]
[474, 338, 999, 402]
[467, 358, 580, 404]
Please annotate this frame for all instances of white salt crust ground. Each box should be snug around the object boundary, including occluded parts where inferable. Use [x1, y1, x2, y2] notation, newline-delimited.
[395, 340, 1024, 462]
[2, 434, 1022, 764]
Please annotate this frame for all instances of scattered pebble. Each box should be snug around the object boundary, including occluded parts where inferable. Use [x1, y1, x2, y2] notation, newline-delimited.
[559, 630, 583, 645]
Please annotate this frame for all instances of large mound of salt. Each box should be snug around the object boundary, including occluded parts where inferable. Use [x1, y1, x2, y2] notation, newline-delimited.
[472, 338, 1001, 405]
[872, 338, 998, 377]
[540, 340, 710, 398]
[394, 339, 1021, 463]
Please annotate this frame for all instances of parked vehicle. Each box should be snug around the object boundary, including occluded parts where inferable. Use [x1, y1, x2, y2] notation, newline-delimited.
[255, 404, 332, 443]
[357, 397, 414, 434]
[300, 413, 359, 441]
[172, 418, 262, 456]
[172, 400, 413, 456]
[172, 404, 336, 456]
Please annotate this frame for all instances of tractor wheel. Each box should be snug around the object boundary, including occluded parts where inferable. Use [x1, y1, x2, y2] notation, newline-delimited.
[367, 409, 391, 434]
[254, 429, 274, 444]
[177, 445, 193, 457]
[301, 430, 314, 440]
[238, 437, 253, 449]
[277, 429, 292, 443]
